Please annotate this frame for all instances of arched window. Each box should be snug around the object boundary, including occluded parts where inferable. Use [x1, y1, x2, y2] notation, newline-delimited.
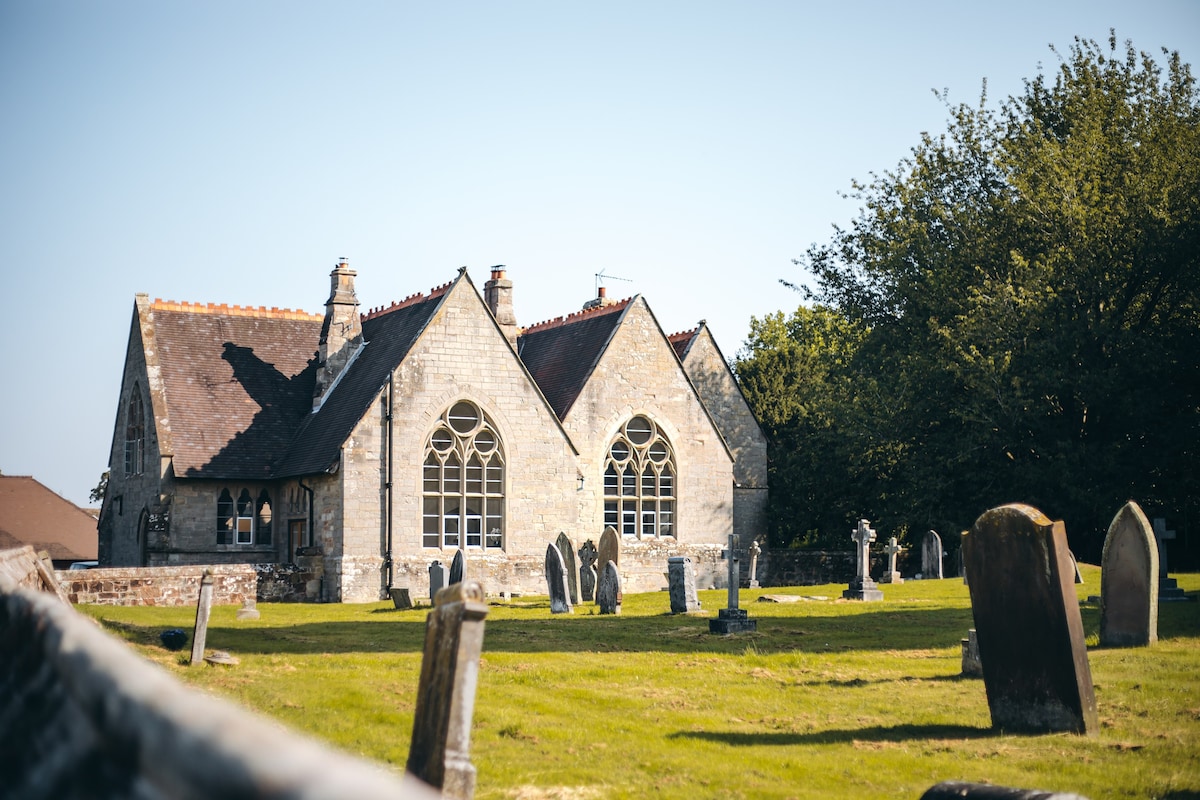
[217, 489, 234, 544]
[124, 389, 145, 476]
[423, 400, 505, 550]
[215, 487, 272, 546]
[604, 415, 675, 539]
[255, 489, 273, 546]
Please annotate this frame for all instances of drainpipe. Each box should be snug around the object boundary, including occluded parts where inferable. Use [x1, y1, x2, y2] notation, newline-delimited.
[384, 373, 395, 592]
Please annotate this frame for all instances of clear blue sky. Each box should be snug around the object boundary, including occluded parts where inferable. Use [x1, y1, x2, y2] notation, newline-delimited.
[2, 1, 1196, 507]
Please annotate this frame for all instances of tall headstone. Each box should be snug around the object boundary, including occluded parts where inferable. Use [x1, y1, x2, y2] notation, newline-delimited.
[555, 532, 580, 605]
[578, 540, 598, 602]
[597, 560, 622, 615]
[429, 560, 449, 603]
[667, 556, 702, 613]
[843, 519, 883, 601]
[448, 549, 466, 585]
[880, 536, 904, 584]
[747, 540, 762, 589]
[1152, 517, 1187, 601]
[597, 526, 620, 592]
[709, 534, 757, 633]
[407, 581, 488, 800]
[1100, 501, 1159, 647]
[190, 569, 214, 666]
[963, 504, 1098, 735]
[544, 543, 573, 614]
[922, 530, 944, 579]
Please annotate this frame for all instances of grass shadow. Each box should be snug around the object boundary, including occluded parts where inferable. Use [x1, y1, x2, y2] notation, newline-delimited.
[669, 722, 994, 746]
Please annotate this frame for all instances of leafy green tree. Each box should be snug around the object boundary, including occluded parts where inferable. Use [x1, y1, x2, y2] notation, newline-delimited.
[775, 34, 1199, 559]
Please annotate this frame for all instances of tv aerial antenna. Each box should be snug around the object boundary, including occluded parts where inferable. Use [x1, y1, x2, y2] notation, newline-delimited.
[595, 269, 633, 294]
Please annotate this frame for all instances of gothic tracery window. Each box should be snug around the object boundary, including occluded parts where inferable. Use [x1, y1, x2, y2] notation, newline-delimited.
[124, 389, 145, 476]
[423, 401, 505, 550]
[604, 415, 675, 539]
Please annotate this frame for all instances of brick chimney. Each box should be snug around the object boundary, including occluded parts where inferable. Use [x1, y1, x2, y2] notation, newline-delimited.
[315, 258, 362, 407]
[582, 284, 618, 311]
[484, 265, 519, 347]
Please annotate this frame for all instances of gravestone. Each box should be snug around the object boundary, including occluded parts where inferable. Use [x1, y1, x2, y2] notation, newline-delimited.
[709, 534, 757, 633]
[429, 560, 449, 603]
[1100, 501, 1158, 647]
[1152, 518, 1187, 601]
[407, 581, 488, 800]
[390, 586, 414, 610]
[880, 536, 904, 584]
[843, 519, 883, 601]
[555, 532, 580, 605]
[747, 540, 762, 589]
[597, 526, 620, 592]
[235, 598, 260, 621]
[578, 539, 598, 602]
[960, 629, 982, 677]
[667, 556, 702, 613]
[544, 543, 573, 614]
[449, 548, 466, 585]
[597, 560, 622, 615]
[963, 504, 1098, 735]
[190, 569, 214, 666]
[922, 530, 944, 579]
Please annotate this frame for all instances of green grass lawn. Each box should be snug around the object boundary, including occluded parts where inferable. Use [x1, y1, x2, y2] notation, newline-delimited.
[79, 566, 1200, 800]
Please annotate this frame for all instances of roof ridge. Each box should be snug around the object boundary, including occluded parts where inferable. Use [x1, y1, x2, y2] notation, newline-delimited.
[151, 299, 322, 322]
[360, 279, 456, 322]
[522, 297, 632, 335]
[667, 326, 700, 343]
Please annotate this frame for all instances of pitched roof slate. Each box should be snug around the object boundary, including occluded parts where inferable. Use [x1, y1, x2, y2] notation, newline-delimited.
[0, 476, 98, 562]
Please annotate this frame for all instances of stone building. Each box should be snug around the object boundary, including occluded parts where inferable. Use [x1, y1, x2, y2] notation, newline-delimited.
[98, 262, 767, 601]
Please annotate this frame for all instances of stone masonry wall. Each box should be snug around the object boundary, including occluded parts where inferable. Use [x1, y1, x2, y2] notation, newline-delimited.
[55, 564, 257, 606]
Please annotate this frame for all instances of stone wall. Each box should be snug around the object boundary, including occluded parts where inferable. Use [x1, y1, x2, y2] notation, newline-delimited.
[763, 550, 918, 587]
[55, 564, 257, 606]
[0, 579, 434, 799]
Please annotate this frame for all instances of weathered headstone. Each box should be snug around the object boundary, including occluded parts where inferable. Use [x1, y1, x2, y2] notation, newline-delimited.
[667, 556, 702, 613]
[1152, 517, 1187, 601]
[747, 540, 762, 589]
[449, 548, 466, 585]
[710, 534, 757, 633]
[960, 629, 982, 677]
[843, 519, 883, 601]
[555, 532, 580, 605]
[597, 526, 620, 594]
[880, 536, 904, 584]
[190, 569, 214, 666]
[1100, 501, 1158, 647]
[963, 504, 1098, 735]
[235, 598, 260, 620]
[407, 581, 488, 800]
[429, 560, 449, 603]
[922, 530, 944, 579]
[597, 560, 622, 615]
[544, 543, 573, 614]
[578, 539, 598, 602]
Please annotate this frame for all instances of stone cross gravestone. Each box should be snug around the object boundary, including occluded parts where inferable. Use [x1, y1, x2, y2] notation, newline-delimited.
[449, 548, 466, 585]
[710, 534, 757, 633]
[963, 504, 1098, 735]
[190, 569, 215, 666]
[429, 560, 449, 603]
[597, 526, 620, 595]
[597, 560, 622, 615]
[880, 536, 904, 584]
[578, 539, 598, 602]
[922, 530, 944, 579]
[667, 556, 702, 613]
[544, 542, 573, 614]
[843, 519, 883, 601]
[1152, 518, 1187, 601]
[748, 540, 762, 589]
[555, 532, 580, 605]
[1100, 501, 1159, 647]
[406, 581, 488, 800]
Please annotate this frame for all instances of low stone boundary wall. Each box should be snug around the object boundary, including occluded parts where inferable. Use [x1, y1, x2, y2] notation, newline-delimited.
[0, 578, 436, 799]
[762, 550, 901, 587]
[55, 564, 257, 607]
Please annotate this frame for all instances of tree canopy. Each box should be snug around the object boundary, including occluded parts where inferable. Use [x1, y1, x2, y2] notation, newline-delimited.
[737, 34, 1199, 561]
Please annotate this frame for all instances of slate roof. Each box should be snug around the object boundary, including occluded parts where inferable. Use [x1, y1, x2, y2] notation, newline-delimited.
[149, 303, 322, 479]
[668, 326, 699, 361]
[517, 299, 631, 419]
[273, 287, 447, 478]
[0, 475, 98, 563]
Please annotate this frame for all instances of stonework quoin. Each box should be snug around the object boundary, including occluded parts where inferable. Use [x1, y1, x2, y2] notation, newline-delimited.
[922, 530, 943, 579]
[544, 543, 573, 614]
[597, 561, 622, 615]
[963, 504, 1098, 735]
[578, 540, 598, 602]
[407, 581, 488, 800]
[667, 556, 702, 613]
[555, 532, 580, 605]
[1100, 501, 1159, 647]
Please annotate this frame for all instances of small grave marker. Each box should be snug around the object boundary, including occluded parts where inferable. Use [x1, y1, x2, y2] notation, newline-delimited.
[1100, 501, 1158, 646]
[667, 556, 702, 613]
[880, 536, 904, 584]
[190, 569, 214, 666]
[429, 560, 449, 603]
